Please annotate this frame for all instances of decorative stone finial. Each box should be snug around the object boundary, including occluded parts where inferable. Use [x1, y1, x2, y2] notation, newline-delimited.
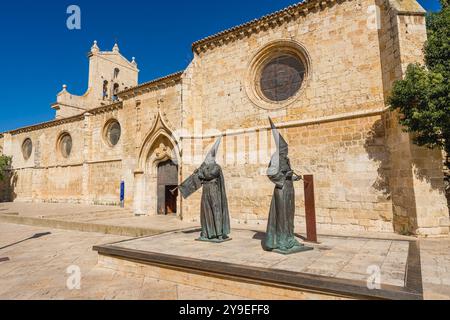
[112, 42, 120, 53]
[131, 57, 137, 66]
[62, 84, 67, 91]
[91, 40, 99, 53]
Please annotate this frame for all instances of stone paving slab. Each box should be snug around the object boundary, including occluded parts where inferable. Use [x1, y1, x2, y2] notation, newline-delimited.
[0, 202, 127, 218]
[0, 223, 247, 300]
[420, 239, 450, 300]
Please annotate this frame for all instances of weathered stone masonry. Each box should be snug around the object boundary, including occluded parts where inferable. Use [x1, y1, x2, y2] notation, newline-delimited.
[0, 0, 448, 236]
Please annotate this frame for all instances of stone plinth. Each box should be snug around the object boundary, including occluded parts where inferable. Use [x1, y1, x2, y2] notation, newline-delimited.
[94, 229, 423, 300]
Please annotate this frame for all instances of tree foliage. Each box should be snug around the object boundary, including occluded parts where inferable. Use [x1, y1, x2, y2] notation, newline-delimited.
[0, 155, 12, 181]
[388, 2, 450, 169]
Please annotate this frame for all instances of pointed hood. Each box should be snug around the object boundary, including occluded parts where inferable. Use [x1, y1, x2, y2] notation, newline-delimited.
[269, 117, 288, 156]
[267, 117, 289, 176]
[204, 136, 222, 165]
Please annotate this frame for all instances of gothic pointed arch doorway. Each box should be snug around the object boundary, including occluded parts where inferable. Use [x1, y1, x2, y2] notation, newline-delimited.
[133, 111, 182, 216]
[133, 134, 181, 216]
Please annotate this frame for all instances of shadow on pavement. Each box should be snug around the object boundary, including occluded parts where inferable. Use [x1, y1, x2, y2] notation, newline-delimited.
[0, 232, 52, 250]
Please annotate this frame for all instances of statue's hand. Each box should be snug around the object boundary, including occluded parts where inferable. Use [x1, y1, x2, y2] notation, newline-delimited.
[196, 168, 206, 181]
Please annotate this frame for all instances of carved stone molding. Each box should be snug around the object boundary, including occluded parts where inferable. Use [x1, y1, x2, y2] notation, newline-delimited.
[245, 39, 312, 110]
[154, 143, 173, 162]
[136, 110, 180, 172]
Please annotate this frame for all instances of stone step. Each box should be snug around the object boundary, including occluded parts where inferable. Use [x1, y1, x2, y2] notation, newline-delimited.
[45, 209, 133, 222]
[0, 214, 164, 238]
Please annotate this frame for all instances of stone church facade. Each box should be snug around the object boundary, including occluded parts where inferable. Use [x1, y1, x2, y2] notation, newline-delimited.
[0, 0, 448, 236]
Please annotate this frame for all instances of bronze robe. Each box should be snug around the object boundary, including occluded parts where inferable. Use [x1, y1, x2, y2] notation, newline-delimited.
[264, 168, 301, 251]
[198, 162, 231, 239]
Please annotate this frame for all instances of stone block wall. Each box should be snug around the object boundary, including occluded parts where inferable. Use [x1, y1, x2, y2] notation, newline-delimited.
[3, 110, 125, 206]
[376, 0, 449, 235]
[179, 0, 393, 232]
[180, 113, 394, 233]
[187, 0, 385, 133]
[1, 0, 447, 236]
[120, 80, 183, 214]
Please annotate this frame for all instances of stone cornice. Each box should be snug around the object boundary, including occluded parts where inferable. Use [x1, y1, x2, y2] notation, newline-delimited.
[6, 102, 123, 135]
[181, 107, 389, 139]
[389, 0, 426, 16]
[117, 71, 183, 100]
[8, 114, 85, 136]
[191, 0, 340, 54]
[51, 102, 88, 112]
[396, 11, 426, 16]
[87, 101, 123, 115]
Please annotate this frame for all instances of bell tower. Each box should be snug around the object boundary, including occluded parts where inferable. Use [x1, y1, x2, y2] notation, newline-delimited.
[87, 41, 139, 103]
[52, 41, 139, 119]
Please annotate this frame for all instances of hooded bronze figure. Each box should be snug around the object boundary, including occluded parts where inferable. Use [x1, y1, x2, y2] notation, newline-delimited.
[264, 118, 313, 254]
[179, 137, 231, 243]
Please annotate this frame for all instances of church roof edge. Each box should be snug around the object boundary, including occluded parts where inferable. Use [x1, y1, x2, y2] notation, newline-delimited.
[190, 0, 425, 54]
[192, 0, 318, 53]
[5, 101, 123, 136]
[117, 70, 184, 98]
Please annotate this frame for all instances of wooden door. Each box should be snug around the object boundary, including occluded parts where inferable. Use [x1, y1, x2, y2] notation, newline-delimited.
[157, 160, 178, 215]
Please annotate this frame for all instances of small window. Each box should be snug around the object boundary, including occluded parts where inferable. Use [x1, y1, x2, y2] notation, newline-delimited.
[112, 83, 120, 101]
[105, 120, 121, 146]
[114, 68, 120, 79]
[22, 138, 33, 160]
[103, 80, 109, 100]
[58, 133, 72, 158]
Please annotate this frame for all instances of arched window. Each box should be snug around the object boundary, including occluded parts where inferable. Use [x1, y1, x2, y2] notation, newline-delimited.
[22, 138, 33, 160]
[113, 83, 120, 101]
[104, 120, 121, 147]
[58, 133, 72, 158]
[114, 68, 120, 79]
[103, 80, 109, 100]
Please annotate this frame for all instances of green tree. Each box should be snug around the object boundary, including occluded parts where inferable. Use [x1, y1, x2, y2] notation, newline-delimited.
[388, 1, 450, 169]
[0, 155, 12, 181]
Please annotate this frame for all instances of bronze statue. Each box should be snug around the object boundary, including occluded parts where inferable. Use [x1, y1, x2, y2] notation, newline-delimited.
[179, 137, 231, 243]
[264, 118, 313, 254]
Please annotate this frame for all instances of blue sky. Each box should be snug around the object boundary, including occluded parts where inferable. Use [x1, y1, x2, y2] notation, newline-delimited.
[0, 0, 441, 132]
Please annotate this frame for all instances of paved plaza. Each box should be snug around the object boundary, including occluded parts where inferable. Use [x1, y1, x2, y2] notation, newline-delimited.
[0, 223, 245, 300]
[0, 202, 198, 237]
[0, 203, 449, 300]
